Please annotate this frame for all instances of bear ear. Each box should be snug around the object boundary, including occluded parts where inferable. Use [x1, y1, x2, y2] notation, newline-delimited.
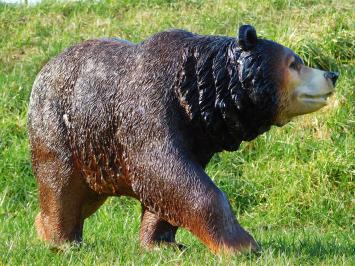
[237, 24, 258, 51]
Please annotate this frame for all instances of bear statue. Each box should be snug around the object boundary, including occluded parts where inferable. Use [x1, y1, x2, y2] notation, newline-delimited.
[28, 25, 338, 254]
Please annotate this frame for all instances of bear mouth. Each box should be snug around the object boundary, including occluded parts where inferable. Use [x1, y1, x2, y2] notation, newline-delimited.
[299, 91, 333, 103]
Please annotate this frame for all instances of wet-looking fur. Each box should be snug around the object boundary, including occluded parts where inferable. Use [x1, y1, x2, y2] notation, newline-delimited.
[28, 25, 338, 254]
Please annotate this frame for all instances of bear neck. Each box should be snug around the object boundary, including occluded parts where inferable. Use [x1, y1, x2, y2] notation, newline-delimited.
[175, 36, 275, 154]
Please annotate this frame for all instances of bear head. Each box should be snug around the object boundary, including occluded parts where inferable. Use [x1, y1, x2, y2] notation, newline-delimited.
[236, 24, 338, 127]
[175, 25, 338, 152]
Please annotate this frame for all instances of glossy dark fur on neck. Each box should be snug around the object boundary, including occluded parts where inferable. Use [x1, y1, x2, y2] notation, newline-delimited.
[174, 32, 283, 161]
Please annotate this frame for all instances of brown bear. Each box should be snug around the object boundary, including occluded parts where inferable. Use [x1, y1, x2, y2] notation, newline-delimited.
[28, 25, 338, 254]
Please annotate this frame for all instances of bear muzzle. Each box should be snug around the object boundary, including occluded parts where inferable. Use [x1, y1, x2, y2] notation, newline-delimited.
[298, 68, 337, 104]
[277, 66, 339, 125]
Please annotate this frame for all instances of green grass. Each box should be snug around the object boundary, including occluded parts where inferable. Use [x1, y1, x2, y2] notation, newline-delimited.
[0, 0, 354, 264]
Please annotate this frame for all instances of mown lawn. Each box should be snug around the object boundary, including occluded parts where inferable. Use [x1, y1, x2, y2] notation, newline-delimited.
[0, 0, 354, 265]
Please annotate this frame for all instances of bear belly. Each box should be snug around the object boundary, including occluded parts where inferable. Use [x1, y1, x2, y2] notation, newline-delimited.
[70, 135, 135, 197]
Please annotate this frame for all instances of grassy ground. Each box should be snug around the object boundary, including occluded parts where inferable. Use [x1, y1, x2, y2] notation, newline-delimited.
[0, 0, 354, 264]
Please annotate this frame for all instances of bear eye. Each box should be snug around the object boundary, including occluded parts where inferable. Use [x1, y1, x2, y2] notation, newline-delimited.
[289, 61, 299, 71]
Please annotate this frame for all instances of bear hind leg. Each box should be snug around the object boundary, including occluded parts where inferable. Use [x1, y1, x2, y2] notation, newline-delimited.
[35, 178, 88, 246]
[36, 183, 107, 247]
[140, 208, 183, 249]
[31, 140, 92, 246]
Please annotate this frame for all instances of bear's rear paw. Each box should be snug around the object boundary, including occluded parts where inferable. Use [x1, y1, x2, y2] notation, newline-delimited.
[35, 211, 84, 248]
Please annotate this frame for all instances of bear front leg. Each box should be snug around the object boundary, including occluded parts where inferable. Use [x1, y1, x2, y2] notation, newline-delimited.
[193, 190, 259, 254]
[140, 207, 181, 249]
[132, 149, 258, 254]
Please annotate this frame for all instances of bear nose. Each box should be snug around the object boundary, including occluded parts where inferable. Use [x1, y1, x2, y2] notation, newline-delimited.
[324, 71, 339, 86]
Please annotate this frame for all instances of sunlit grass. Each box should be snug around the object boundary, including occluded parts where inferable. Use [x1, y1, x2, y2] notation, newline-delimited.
[0, 0, 354, 264]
